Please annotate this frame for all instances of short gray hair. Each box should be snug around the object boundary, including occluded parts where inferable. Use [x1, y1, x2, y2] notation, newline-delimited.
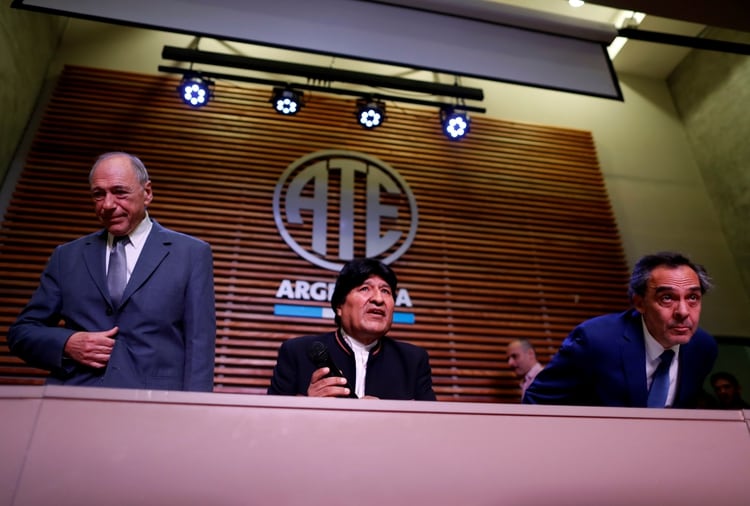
[89, 152, 150, 186]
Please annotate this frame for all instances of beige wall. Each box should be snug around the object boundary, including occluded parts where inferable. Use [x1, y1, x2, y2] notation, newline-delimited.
[473, 71, 750, 338]
[0, 7, 66, 183]
[5, 14, 750, 337]
[668, 28, 750, 313]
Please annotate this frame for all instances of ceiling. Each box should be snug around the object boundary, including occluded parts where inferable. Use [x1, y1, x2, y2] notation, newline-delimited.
[490, 0, 747, 79]
[14, 0, 748, 83]
[580, 0, 750, 32]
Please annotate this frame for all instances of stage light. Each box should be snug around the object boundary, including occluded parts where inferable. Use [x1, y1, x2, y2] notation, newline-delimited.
[356, 99, 386, 129]
[178, 73, 213, 108]
[441, 107, 470, 140]
[271, 87, 303, 115]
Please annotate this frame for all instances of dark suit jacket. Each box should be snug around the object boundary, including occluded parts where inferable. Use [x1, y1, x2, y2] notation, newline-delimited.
[8, 220, 216, 391]
[267, 331, 436, 400]
[522, 309, 717, 408]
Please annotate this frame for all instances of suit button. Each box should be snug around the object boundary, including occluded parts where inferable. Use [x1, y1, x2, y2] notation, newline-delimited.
[106, 307, 113, 316]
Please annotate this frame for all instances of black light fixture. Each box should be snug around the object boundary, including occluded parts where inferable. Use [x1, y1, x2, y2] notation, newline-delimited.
[178, 73, 213, 108]
[163, 46, 484, 101]
[271, 86, 303, 115]
[356, 98, 386, 129]
[160, 45, 487, 129]
[441, 107, 470, 140]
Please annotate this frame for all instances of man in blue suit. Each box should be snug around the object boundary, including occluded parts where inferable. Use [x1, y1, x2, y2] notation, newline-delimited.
[8, 152, 216, 391]
[523, 252, 717, 408]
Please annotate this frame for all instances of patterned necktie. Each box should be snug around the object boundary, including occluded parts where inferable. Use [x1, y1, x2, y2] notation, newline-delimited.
[647, 349, 675, 408]
[107, 235, 130, 306]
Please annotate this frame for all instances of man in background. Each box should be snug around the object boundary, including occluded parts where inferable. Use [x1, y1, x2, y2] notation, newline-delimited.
[711, 371, 750, 409]
[523, 251, 717, 408]
[8, 152, 216, 391]
[268, 258, 435, 400]
[506, 338, 544, 400]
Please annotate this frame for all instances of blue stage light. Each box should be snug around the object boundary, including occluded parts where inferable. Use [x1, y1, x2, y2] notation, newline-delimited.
[272, 87, 303, 115]
[441, 107, 470, 140]
[178, 74, 213, 108]
[356, 99, 386, 129]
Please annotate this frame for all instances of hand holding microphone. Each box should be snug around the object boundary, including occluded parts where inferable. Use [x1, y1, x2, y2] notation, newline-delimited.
[307, 341, 358, 398]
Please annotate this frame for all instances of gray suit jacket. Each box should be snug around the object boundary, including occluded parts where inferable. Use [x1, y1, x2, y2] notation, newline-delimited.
[8, 220, 216, 391]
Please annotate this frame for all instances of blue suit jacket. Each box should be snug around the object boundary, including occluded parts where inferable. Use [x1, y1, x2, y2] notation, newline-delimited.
[522, 309, 717, 408]
[8, 220, 216, 391]
[267, 331, 436, 400]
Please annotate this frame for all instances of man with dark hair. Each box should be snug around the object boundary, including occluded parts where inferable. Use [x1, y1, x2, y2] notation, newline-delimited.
[523, 251, 717, 408]
[268, 258, 436, 400]
[710, 371, 750, 409]
[8, 152, 216, 391]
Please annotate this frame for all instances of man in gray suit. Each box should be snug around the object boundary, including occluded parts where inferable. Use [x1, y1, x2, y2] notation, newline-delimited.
[8, 152, 216, 391]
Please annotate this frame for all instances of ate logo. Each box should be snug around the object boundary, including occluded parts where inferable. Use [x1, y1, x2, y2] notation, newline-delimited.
[273, 150, 419, 271]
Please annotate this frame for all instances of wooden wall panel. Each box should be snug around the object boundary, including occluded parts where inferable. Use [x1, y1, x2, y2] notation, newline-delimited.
[0, 66, 630, 402]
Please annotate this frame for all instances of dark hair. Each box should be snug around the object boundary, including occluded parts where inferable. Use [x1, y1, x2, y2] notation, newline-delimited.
[710, 371, 740, 388]
[330, 258, 398, 326]
[628, 251, 712, 300]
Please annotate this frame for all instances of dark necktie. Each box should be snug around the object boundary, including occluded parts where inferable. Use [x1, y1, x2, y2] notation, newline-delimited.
[647, 349, 675, 408]
[107, 235, 130, 306]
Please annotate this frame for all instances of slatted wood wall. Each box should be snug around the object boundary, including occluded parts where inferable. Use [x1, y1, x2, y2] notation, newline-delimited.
[0, 65, 630, 402]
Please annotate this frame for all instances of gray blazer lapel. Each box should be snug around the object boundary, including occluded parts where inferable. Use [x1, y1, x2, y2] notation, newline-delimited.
[83, 230, 110, 302]
[120, 224, 170, 305]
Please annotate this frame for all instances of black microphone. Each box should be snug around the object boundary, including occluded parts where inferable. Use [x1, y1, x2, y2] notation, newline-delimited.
[307, 341, 358, 398]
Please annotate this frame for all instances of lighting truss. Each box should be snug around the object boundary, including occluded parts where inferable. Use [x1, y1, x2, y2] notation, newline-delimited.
[161, 45, 486, 138]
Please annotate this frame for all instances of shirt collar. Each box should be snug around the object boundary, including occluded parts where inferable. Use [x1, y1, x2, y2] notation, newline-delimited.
[641, 315, 680, 361]
[108, 214, 152, 249]
[342, 331, 378, 353]
[525, 362, 543, 380]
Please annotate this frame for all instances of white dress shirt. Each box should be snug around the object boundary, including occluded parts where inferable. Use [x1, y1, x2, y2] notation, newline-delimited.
[521, 361, 544, 399]
[343, 333, 377, 399]
[106, 215, 152, 283]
